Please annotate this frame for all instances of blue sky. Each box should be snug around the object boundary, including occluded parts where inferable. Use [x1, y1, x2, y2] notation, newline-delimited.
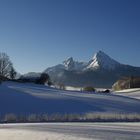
[0, 0, 140, 74]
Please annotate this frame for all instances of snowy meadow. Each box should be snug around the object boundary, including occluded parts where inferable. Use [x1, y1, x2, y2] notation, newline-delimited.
[0, 81, 140, 122]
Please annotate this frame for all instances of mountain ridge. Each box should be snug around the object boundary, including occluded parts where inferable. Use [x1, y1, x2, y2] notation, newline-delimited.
[21, 51, 140, 88]
[44, 51, 140, 88]
[45, 50, 123, 72]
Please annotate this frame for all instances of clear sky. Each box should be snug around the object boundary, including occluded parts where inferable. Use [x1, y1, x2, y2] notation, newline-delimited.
[0, 0, 140, 74]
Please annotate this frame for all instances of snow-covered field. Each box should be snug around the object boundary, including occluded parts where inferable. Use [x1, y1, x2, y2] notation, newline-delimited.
[0, 123, 140, 140]
[0, 81, 140, 115]
[1, 82, 140, 139]
[0, 125, 91, 140]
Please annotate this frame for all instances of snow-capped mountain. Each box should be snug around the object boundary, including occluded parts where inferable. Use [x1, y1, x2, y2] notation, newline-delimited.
[63, 57, 88, 71]
[45, 57, 88, 75]
[63, 57, 75, 70]
[86, 51, 121, 70]
[44, 51, 140, 88]
[45, 51, 121, 73]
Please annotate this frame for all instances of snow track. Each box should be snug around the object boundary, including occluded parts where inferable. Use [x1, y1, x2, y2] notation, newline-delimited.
[0, 123, 140, 140]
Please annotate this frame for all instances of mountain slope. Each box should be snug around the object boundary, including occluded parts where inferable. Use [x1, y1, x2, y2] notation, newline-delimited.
[63, 57, 88, 71]
[86, 51, 121, 70]
[44, 51, 140, 88]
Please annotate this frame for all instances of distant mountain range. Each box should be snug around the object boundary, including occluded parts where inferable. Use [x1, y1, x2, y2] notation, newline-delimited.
[20, 72, 41, 79]
[21, 51, 140, 88]
[44, 51, 140, 88]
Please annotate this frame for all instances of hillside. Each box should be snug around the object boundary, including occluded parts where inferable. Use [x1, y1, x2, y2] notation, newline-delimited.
[0, 81, 140, 115]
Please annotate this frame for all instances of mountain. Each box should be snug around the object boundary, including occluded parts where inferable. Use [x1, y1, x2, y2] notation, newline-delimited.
[19, 72, 41, 82]
[86, 51, 121, 70]
[46, 57, 88, 73]
[63, 57, 88, 71]
[44, 51, 140, 88]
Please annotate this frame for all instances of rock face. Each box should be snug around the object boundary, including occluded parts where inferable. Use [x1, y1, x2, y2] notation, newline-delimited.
[44, 51, 140, 88]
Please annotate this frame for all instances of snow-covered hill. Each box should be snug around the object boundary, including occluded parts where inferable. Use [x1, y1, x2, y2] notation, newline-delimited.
[1, 81, 140, 115]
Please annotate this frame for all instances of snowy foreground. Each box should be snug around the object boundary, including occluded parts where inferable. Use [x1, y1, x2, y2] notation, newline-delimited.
[0, 123, 140, 140]
[1, 82, 140, 139]
[0, 81, 140, 115]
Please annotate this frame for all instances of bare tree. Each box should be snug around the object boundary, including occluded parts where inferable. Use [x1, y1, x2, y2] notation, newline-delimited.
[0, 52, 13, 78]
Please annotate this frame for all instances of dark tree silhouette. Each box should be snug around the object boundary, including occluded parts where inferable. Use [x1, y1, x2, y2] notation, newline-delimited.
[36, 73, 51, 85]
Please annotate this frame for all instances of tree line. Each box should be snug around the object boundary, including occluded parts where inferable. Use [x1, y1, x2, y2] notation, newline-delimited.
[2, 113, 140, 123]
[0, 52, 52, 85]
